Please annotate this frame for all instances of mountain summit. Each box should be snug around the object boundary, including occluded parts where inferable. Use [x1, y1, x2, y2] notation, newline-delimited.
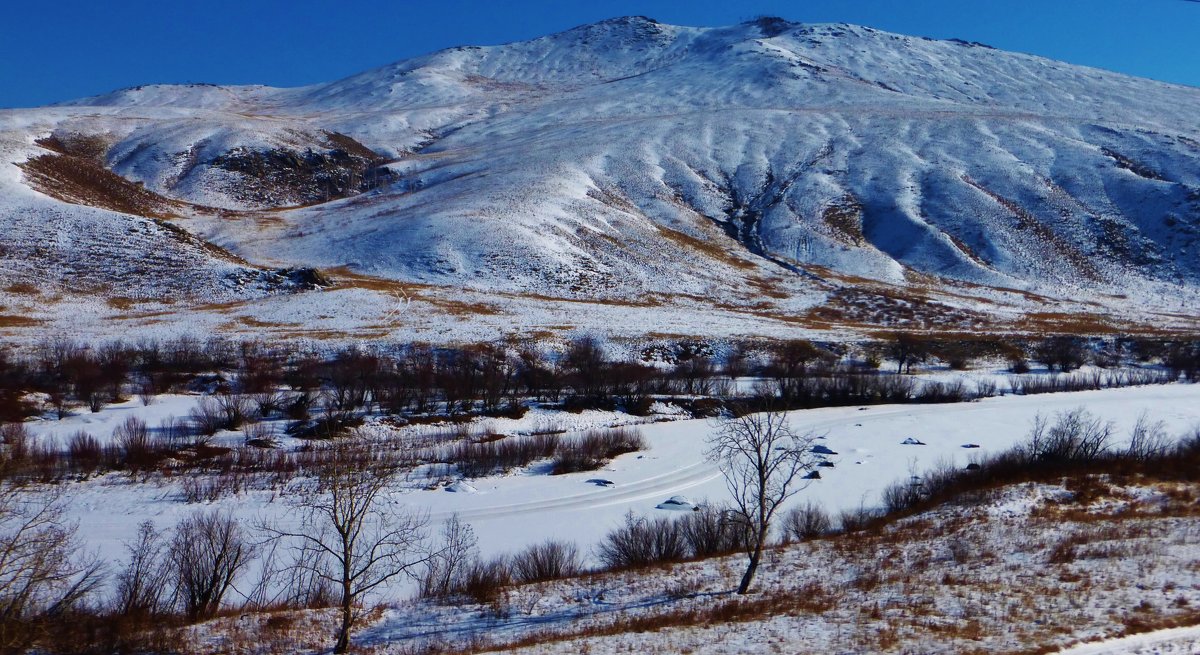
[2, 18, 1198, 340]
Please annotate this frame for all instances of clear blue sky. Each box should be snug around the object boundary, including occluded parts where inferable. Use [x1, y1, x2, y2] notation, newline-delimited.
[2, 0, 1197, 108]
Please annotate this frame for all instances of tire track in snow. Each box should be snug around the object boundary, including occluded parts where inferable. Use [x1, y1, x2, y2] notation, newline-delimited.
[426, 460, 722, 522]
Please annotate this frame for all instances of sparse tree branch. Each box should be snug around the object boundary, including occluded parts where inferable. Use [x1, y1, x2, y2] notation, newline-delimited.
[707, 410, 820, 594]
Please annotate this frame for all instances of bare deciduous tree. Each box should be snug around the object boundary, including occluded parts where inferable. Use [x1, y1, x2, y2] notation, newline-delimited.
[1126, 411, 1171, 461]
[1025, 408, 1113, 463]
[421, 513, 477, 599]
[0, 483, 104, 652]
[169, 510, 254, 620]
[114, 520, 172, 618]
[265, 445, 429, 654]
[707, 410, 819, 594]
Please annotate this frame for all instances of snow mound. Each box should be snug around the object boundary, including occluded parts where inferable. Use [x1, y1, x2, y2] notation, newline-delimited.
[656, 495, 697, 511]
[445, 480, 479, 494]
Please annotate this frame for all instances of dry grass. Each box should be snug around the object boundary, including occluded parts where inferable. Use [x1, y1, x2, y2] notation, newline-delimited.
[4, 282, 40, 295]
[106, 296, 142, 310]
[322, 268, 499, 314]
[0, 314, 43, 327]
[1021, 312, 1133, 336]
[961, 174, 1102, 281]
[655, 224, 759, 271]
[21, 146, 178, 218]
[229, 316, 292, 329]
[821, 193, 865, 245]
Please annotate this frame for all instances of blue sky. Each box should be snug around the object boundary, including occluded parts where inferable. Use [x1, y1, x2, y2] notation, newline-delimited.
[1, 0, 1197, 108]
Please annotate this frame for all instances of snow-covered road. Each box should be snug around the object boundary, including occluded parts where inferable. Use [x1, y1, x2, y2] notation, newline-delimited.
[1052, 625, 1200, 655]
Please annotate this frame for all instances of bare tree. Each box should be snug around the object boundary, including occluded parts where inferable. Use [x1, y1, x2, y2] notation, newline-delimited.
[887, 332, 929, 375]
[113, 520, 172, 618]
[1126, 411, 1171, 461]
[1025, 408, 1113, 463]
[265, 444, 429, 653]
[169, 510, 254, 620]
[707, 410, 819, 594]
[0, 482, 104, 652]
[421, 513, 477, 599]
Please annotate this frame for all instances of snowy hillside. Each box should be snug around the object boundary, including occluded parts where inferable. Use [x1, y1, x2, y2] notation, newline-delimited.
[2, 16, 1199, 341]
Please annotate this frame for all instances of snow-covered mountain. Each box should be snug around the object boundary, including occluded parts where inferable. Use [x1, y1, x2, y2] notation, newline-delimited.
[2, 16, 1198, 341]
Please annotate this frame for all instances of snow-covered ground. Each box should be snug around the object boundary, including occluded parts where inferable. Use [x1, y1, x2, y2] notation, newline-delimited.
[325, 471, 1200, 654]
[1053, 626, 1200, 655]
[27, 383, 1200, 583]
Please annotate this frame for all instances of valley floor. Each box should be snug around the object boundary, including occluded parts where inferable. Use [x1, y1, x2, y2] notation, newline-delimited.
[34, 381, 1200, 569]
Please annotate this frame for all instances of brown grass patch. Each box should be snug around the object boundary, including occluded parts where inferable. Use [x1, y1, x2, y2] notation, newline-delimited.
[495, 584, 837, 652]
[656, 225, 759, 271]
[1021, 312, 1137, 335]
[961, 175, 1102, 281]
[106, 296, 142, 310]
[0, 315, 43, 327]
[745, 276, 795, 299]
[236, 316, 290, 328]
[108, 310, 176, 321]
[3, 282, 40, 295]
[21, 146, 178, 218]
[821, 194, 865, 245]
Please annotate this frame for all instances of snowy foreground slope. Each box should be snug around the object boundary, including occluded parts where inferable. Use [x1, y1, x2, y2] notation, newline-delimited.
[86, 383, 1193, 654]
[2, 17, 1200, 341]
[39, 383, 1200, 586]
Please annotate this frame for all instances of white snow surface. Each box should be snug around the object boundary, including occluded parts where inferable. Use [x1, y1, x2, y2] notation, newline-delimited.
[1053, 626, 1200, 655]
[28, 382, 1200, 599]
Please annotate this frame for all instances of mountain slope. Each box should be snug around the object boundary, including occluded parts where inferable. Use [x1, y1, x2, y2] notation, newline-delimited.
[2, 17, 1198, 341]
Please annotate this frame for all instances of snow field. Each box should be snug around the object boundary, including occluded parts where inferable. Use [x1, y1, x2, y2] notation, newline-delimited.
[24, 383, 1200, 599]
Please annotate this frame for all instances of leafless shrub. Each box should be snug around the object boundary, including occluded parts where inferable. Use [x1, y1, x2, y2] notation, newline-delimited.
[26, 440, 62, 483]
[189, 396, 224, 438]
[253, 392, 286, 419]
[0, 484, 105, 652]
[460, 556, 512, 604]
[445, 434, 559, 478]
[113, 521, 173, 618]
[596, 511, 687, 570]
[552, 428, 644, 475]
[66, 431, 102, 476]
[0, 423, 31, 466]
[838, 505, 883, 533]
[915, 380, 968, 403]
[168, 509, 254, 620]
[511, 540, 582, 583]
[114, 416, 159, 472]
[679, 505, 745, 557]
[974, 378, 998, 399]
[781, 502, 833, 542]
[1026, 409, 1113, 463]
[158, 416, 193, 450]
[138, 379, 157, 407]
[243, 421, 278, 448]
[215, 392, 255, 431]
[881, 476, 930, 514]
[180, 473, 243, 504]
[283, 392, 314, 422]
[1126, 411, 1171, 461]
[421, 514, 478, 600]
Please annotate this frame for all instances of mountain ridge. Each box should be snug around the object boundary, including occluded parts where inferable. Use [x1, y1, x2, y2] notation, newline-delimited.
[1, 17, 1198, 342]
